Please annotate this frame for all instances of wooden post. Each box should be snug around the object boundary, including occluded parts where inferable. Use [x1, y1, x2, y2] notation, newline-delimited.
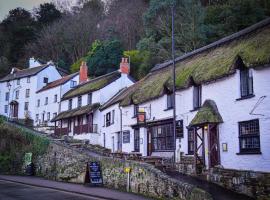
[193, 127, 197, 175]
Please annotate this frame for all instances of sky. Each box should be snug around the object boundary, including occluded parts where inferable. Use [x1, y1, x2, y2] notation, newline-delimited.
[0, 0, 53, 20]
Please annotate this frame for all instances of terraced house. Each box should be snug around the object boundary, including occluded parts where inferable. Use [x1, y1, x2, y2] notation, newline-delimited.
[51, 58, 134, 143]
[99, 17, 270, 180]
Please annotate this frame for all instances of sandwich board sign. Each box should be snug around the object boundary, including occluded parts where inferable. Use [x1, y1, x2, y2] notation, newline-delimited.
[85, 161, 103, 186]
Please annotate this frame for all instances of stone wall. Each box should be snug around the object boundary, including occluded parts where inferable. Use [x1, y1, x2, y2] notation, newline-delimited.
[35, 142, 212, 200]
[175, 155, 195, 175]
[208, 167, 270, 200]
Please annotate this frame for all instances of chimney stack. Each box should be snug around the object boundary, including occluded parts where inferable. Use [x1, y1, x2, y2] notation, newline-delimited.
[119, 57, 130, 74]
[79, 61, 88, 83]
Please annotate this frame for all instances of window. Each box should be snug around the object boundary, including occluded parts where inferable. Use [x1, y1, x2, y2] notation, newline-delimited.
[239, 119, 260, 154]
[54, 95, 57, 103]
[188, 129, 195, 155]
[4, 105, 8, 114]
[37, 99, 40, 107]
[44, 77, 48, 84]
[25, 89, 30, 98]
[47, 112, 50, 121]
[123, 131, 130, 143]
[68, 99, 73, 110]
[5, 92, 9, 101]
[88, 93, 92, 105]
[35, 114, 39, 122]
[45, 97, 48, 105]
[151, 124, 174, 151]
[70, 80, 77, 88]
[167, 94, 173, 109]
[27, 77, 30, 83]
[53, 113, 57, 118]
[240, 68, 253, 97]
[193, 85, 202, 109]
[78, 96, 82, 108]
[134, 129, 140, 152]
[24, 102, 29, 111]
[111, 110, 115, 124]
[176, 120, 184, 138]
[133, 105, 138, 117]
[106, 112, 111, 127]
[15, 90, 19, 99]
[6, 81, 10, 87]
[17, 79, 20, 85]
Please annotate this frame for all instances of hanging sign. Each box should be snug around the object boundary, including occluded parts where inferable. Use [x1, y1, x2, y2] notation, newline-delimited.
[137, 108, 146, 124]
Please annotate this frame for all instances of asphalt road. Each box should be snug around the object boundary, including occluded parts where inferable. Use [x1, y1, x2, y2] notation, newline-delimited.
[0, 180, 107, 200]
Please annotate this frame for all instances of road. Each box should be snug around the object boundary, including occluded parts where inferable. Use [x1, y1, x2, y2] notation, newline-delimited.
[0, 180, 107, 200]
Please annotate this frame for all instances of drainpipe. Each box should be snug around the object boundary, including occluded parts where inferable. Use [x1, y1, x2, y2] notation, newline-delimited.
[119, 104, 123, 151]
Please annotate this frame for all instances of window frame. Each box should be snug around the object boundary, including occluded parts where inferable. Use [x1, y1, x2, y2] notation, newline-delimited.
[4, 105, 8, 114]
[78, 96, 82, 108]
[37, 99, 40, 107]
[68, 99, 73, 110]
[133, 105, 138, 117]
[151, 123, 174, 151]
[5, 92, 9, 101]
[87, 93, 92, 105]
[25, 89, 30, 98]
[166, 93, 173, 110]
[15, 90, 19, 99]
[240, 68, 254, 98]
[44, 77, 48, 84]
[106, 112, 111, 127]
[27, 77, 30, 83]
[54, 94, 58, 103]
[47, 112, 50, 121]
[193, 85, 202, 110]
[238, 119, 260, 154]
[17, 79, 20, 85]
[187, 128, 195, 155]
[24, 102, 29, 111]
[45, 97, 48, 105]
[134, 128, 140, 152]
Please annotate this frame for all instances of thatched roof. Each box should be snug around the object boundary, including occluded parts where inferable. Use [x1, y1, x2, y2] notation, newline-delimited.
[51, 103, 100, 122]
[62, 71, 121, 100]
[115, 18, 270, 107]
[189, 100, 223, 126]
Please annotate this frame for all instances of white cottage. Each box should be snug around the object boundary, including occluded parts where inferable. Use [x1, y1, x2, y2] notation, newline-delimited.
[34, 72, 79, 132]
[98, 18, 270, 174]
[0, 58, 62, 123]
[51, 58, 134, 144]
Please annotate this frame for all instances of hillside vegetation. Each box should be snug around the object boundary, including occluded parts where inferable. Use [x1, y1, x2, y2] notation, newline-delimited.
[0, 117, 49, 174]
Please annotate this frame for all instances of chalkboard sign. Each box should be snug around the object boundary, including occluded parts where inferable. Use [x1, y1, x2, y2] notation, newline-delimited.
[123, 131, 130, 143]
[88, 162, 103, 186]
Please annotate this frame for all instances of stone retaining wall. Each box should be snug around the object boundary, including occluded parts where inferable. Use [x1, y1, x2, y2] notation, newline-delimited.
[35, 142, 212, 200]
[209, 167, 270, 199]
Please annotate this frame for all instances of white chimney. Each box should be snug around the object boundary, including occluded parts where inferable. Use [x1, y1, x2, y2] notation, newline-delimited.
[29, 57, 42, 68]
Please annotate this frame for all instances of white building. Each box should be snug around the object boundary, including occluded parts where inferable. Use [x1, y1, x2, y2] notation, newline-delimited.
[51, 58, 134, 143]
[34, 72, 79, 132]
[0, 58, 63, 123]
[98, 18, 270, 174]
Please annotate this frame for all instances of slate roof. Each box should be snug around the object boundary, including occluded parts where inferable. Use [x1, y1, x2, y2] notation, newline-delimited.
[62, 71, 121, 100]
[51, 103, 100, 122]
[116, 17, 270, 107]
[0, 65, 49, 82]
[189, 100, 223, 126]
[36, 72, 79, 93]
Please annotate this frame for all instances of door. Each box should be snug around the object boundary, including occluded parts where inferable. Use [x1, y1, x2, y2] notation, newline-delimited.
[209, 125, 220, 167]
[147, 129, 152, 156]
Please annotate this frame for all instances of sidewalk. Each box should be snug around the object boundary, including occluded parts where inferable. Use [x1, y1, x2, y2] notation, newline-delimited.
[0, 175, 151, 200]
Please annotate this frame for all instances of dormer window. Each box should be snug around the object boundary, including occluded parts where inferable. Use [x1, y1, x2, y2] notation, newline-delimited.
[70, 80, 77, 88]
[44, 77, 48, 84]
[193, 85, 202, 110]
[167, 93, 173, 109]
[240, 68, 253, 98]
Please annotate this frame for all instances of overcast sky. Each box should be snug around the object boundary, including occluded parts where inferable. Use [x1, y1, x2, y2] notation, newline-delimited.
[0, 0, 53, 20]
